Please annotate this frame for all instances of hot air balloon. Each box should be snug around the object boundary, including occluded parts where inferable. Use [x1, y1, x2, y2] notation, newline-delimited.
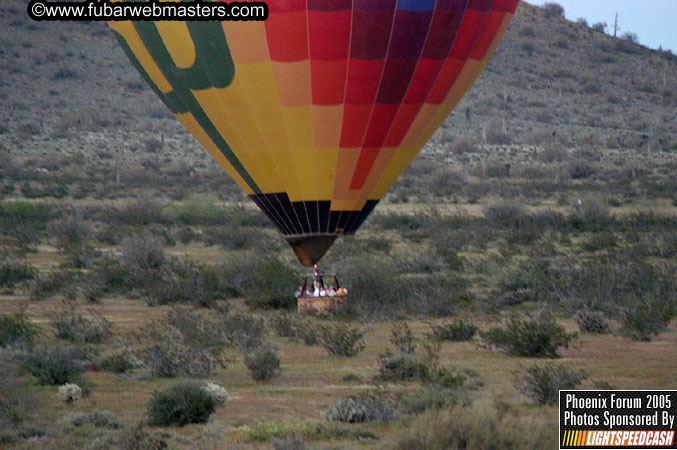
[109, 0, 519, 267]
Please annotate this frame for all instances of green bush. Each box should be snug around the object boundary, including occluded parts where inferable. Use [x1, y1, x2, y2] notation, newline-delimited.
[481, 314, 577, 358]
[314, 322, 365, 357]
[21, 348, 86, 385]
[376, 351, 429, 382]
[620, 294, 674, 341]
[0, 257, 34, 288]
[147, 382, 215, 427]
[161, 194, 229, 226]
[399, 385, 467, 414]
[99, 353, 134, 374]
[116, 197, 163, 226]
[242, 256, 300, 310]
[483, 201, 529, 228]
[437, 367, 485, 390]
[517, 363, 587, 405]
[428, 319, 478, 342]
[341, 373, 361, 383]
[0, 312, 37, 348]
[244, 346, 281, 381]
[336, 254, 408, 315]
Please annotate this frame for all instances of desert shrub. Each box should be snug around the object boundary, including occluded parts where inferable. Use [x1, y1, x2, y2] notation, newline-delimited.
[99, 353, 134, 374]
[568, 159, 596, 179]
[554, 258, 675, 333]
[517, 363, 587, 405]
[0, 312, 37, 348]
[48, 215, 93, 245]
[493, 288, 538, 308]
[161, 194, 229, 226]
[621, 31, 639, 44]
[204, 227, 268, 251]
[53, 301, 112, 344]
[116, 197, 163, 226]
[574, 309, 611, 334]
[337, 254, 409, 316]
[142, 258, 224, 307]
[429, 233, 465, 271]
[483, 201, 529, 228]
[59, 411, 122, 429]
[620, 294, 674, 341]
[394, 404, 553, 450]
[242, 256, 300, 310]
[85, 423, 167, 450]
[591, 22, 606, 33]
[481, 314, 577, 358]
[437, 366, 485, 390]
[217, 310, 266, 351]
[389, 321, 417, 354]
[90, 256, 135, 295]
[542, 2, 564, 18]
[296, 321, 320, 346]
[0, 257, 34, 288]
[376, 351, 429, 382]
[147, 382, 215, 426]
[400, 385, 467, 414]
[29, 270, 78, 301]
[57, 383, 82, 404]
[244, 345, 281, 381]
[394, 253, 447, 274]
[486, 126, 512, 145]
[537, 142, 568, 163]
[268, 311, 300, 338]
[314, 322, 365, 357]
[0, 201, 51, 230]
[61, 243, 101, 269]
[428, 319, 478, 342]
[120, 232, 166, 272]
[21, 347, 86, 385]
[569, 197, 610, 230]
[341, 373, 361, 383]
[322, 392, 396, 423]
[202, 383, 228, 405]
[138, 310, 230, 378]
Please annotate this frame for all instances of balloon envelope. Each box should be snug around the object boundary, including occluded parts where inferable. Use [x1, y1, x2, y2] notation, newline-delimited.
[109, 0, 519, 266]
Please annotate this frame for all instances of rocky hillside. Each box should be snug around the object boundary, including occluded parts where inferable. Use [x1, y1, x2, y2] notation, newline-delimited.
[1, 0, 675, 171]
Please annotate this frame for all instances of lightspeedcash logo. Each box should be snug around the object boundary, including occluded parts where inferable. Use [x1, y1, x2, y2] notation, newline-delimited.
[560, 391, 677, 449]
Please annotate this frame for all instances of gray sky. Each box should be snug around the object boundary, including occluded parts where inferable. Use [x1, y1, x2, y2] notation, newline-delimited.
[545, 0, 677, 52]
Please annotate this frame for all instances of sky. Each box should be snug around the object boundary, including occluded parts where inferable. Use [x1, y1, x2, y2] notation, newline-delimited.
[548, 0, 677, 52]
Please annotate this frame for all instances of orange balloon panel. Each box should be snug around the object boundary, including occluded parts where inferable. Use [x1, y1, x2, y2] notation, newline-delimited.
[109, 0, 519, 266]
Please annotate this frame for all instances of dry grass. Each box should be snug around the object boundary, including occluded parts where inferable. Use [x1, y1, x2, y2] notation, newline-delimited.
[2, 291, 675, 448]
